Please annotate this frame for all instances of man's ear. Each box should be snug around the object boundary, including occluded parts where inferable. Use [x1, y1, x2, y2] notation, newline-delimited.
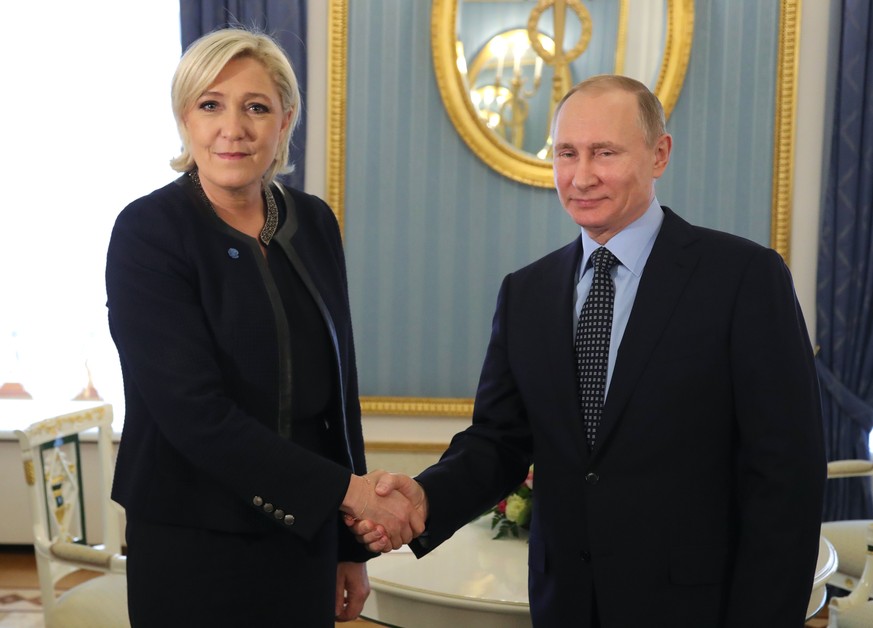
[653, 133, 673, 178]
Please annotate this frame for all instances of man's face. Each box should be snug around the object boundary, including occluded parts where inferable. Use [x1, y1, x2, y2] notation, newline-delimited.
[552, 88, 672, 244]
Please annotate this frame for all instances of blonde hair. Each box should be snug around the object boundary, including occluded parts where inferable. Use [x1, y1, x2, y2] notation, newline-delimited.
[170, 28, 301, 183]
[552, 74, 666, 147]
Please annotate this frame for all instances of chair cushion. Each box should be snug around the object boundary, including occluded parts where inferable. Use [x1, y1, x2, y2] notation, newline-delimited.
[46, 574, 129, 628]
[822, 520, 870, 580]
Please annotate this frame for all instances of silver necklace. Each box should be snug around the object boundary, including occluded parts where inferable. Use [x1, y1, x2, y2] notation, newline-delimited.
[190, 170, 278, 246]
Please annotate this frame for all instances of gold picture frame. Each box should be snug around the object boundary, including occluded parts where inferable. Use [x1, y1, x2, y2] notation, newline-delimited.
[327, 0, 799, 416]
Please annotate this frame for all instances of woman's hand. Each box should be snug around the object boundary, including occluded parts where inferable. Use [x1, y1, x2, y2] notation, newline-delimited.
[335, 561, 369, 621]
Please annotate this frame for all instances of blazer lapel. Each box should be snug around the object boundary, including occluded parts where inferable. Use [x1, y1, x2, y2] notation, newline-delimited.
[273, 185, 356, 466]
[593, 208, 700, 456]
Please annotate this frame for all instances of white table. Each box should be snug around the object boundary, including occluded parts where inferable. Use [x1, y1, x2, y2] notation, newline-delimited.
[362, 517, 531, 628]
[362, 518, 839, 627]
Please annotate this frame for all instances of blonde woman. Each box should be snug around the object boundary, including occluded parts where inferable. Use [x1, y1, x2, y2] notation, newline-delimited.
[106, 28, 422, 626]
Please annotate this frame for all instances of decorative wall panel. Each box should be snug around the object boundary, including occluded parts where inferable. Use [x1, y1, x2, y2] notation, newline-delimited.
[334, 0, 793, 409]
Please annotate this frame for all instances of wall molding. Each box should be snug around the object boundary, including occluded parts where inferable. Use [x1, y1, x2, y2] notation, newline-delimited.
[365, 441, 449, 454]
[327, 0, 348, 233]
[360, 396, 473, 417]
[771, 0, 801, 263]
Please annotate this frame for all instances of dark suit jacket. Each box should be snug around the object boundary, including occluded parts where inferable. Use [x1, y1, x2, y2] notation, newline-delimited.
[106, 175, 370, 563]
[413, 207, 825, 627]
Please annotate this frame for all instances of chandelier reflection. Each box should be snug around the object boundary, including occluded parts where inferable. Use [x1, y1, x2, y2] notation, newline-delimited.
[460, 30, 556, 160]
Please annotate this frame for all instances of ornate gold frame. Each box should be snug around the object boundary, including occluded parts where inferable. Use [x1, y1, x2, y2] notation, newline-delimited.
[771, 0, 800, 262]
[326, 0, 348, 233]
[430, 0, 695, 188]
[326, 0, 799, 416]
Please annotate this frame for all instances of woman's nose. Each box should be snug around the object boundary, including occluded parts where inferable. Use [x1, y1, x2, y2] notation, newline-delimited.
[220, 110, 247, 140]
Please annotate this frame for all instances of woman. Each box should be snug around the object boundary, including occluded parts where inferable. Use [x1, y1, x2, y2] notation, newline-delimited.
[106, 28, 421, 626]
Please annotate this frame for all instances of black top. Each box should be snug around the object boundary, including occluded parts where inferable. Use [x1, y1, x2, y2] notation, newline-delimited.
[267, 206, 334, 454]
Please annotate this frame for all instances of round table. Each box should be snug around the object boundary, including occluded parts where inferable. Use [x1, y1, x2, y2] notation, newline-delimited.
[362, 518, 531, 628]
[362, 519, 838, 627]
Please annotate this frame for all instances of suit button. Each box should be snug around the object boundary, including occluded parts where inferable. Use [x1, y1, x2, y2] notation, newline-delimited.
[581, 551, 591, 562]
[585, 472, 599, 485]
[252, 496, 264, 507]
[274, 509, 285, 520]
[263, 503, 274, 513]
[284, 514, 295, 526]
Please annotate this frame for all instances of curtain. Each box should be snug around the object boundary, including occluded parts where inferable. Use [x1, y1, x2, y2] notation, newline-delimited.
[179, 0, 308, 191]
[816, 0, 873, 521]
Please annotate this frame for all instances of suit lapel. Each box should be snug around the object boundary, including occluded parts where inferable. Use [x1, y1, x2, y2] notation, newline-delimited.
[592, 208, 700, 457]
[530, 238, 592, 461]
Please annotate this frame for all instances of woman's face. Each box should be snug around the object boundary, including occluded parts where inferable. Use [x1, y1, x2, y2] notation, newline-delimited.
[183, 56, 291, 197]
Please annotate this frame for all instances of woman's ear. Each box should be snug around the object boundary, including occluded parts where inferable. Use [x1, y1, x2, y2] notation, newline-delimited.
[281, 109, 293, 132]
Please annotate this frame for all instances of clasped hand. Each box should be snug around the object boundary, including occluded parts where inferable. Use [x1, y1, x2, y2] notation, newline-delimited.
[343, 471, 428, 552]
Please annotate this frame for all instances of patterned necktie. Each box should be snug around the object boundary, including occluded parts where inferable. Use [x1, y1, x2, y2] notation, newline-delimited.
[575, 247, 619, 450]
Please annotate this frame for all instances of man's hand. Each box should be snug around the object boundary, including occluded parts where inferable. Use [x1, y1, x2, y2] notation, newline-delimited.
[345, 473, 429, 553]
[340, 471, 426, 550]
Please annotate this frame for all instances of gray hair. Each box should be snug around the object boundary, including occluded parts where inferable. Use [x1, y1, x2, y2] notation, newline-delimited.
[552, 74, 666, 147]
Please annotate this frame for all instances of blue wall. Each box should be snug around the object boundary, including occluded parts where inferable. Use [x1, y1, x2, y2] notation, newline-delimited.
[343, 0, 779, 399]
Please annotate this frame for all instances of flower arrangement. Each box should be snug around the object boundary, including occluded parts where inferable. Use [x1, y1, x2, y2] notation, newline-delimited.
[484, 465, 533, 539]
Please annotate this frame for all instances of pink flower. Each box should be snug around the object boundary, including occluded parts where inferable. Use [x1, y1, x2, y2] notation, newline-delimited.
[497, 499, 507, 514]
[524, 466, 534, 490]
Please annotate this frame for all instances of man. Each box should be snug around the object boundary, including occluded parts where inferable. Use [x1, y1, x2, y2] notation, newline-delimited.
[352, 75, 826, 627]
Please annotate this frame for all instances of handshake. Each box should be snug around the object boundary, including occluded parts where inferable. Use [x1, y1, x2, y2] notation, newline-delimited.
[341, 471, 429, 553]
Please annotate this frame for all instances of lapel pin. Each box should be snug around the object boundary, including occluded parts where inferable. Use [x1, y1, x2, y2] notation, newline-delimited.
[227, 248, 240, 259]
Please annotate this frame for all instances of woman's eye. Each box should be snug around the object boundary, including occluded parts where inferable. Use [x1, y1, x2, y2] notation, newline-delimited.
[198, 101, 218, 111]
[248, 103, 270, 114]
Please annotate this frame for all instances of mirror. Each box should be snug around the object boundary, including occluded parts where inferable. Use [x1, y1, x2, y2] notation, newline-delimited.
[432, 0, 695, 187]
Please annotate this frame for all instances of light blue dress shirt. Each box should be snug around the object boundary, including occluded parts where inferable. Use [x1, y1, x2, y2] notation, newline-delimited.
[574, 197, 664, 398]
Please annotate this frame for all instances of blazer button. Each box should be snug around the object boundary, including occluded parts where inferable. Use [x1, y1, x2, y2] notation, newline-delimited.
[581, 550, 592, 562]
[274, 509, 285, 520]
[263, 503, 274, 513]
[284, 514, 295, 526]
[252, 496, 264, 507]
[585, 472, 599, 485]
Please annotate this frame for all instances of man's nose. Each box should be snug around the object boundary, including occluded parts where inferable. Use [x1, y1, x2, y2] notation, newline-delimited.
[572, 159, 596, 189]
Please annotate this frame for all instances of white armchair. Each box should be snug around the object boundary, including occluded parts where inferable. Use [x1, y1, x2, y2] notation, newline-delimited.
[15, 403, 129, 628]
[822, 459, 873, 627]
